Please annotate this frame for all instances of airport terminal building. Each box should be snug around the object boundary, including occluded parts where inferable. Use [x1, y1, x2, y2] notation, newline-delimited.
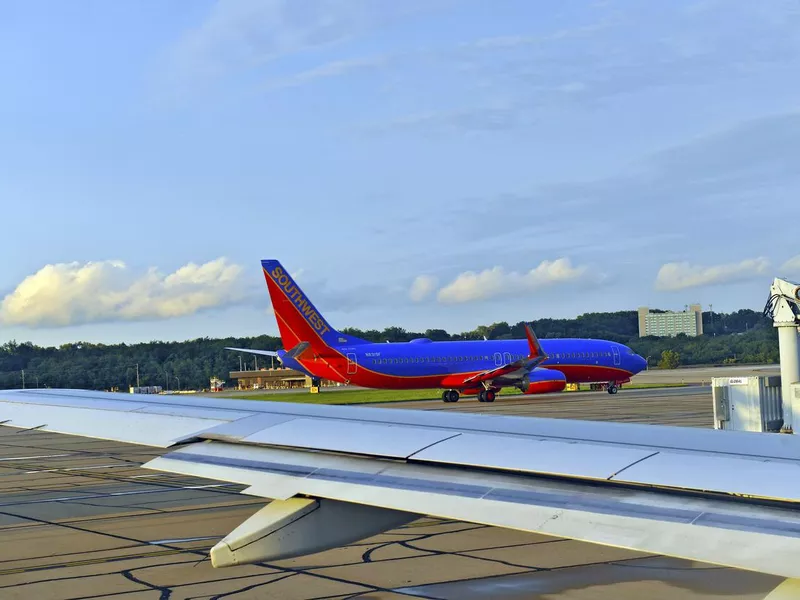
[230, 367, 336, 390]
[638, 304, 704, 337]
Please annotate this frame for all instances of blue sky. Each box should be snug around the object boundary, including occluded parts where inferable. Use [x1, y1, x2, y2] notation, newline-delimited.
[1, 0, 799, 346]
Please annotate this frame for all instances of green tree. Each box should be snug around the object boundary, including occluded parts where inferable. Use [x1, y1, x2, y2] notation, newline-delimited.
[0, 306, 780, 391]
[424, 329, 451, 341]
[658, 349, 681, 369]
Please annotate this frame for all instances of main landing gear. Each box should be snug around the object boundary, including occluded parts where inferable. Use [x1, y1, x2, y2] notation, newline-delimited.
[607, 382, 618, 395]
[478, 389, 496, 403]
[442, 390, 460, 403]
[441, 389, 497, 403]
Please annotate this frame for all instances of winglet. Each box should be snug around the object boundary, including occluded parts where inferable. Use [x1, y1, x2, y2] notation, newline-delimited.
[524, 323, 547, 361]
[461, 324, 548, 386]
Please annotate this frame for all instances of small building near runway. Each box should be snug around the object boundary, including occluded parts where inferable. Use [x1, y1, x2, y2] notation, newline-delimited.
[229, 367, 337, 390]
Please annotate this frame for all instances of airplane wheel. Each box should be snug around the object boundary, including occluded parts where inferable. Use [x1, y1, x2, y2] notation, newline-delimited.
[443, 390, 459, 402]
[607, 383, 618, 395]
[478, 391, 486, 402]
[485, 390, 496, 402]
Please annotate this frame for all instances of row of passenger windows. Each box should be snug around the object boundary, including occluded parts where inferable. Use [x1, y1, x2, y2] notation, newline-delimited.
[370, 356, 495, 365]
[368, 351, 613, 365]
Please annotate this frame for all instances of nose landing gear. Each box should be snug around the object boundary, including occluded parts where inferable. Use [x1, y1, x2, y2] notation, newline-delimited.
[607, 382, 618, 394]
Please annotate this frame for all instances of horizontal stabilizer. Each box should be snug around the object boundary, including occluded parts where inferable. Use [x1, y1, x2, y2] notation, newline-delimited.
[285, 341, 311, 360]
[210, 496, 417, 567]
[225, 347, 279, 357]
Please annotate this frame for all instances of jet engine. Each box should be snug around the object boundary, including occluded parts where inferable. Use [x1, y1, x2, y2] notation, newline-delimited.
[516, 368, 567, 394]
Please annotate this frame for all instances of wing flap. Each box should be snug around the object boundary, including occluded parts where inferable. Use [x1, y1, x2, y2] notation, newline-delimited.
[611, 452, 800, 503]
[146, 441, 800, 578]
[408, 433, 657, 480]
[239, 418, 460, 459]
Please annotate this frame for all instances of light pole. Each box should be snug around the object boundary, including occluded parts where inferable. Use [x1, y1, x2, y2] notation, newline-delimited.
[128, 364, 140, 389]
[174, 375, 180, 391]
[709, 303, 713, 335]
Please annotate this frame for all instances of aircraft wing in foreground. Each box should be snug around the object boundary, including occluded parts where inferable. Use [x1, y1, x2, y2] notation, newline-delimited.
[0, 388, 799, 588]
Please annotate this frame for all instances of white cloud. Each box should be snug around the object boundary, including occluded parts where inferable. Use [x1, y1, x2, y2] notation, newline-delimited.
[437, 258, 587, 304]
[409, 274, 438, 302]
[654, 257, 770, 291]
[0, 258, 246, 328]
[166, 0, 433, 90]
[265, 56, 387, 91]
[781, 255, 800, 274]
[468, 22, 611, 49]
[171, 0, 359, 76]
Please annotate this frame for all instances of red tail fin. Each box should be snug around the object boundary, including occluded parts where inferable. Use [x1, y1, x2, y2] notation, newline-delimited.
[260, 259, 368, 352]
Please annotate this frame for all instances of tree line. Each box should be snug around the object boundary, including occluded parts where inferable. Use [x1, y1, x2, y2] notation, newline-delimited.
[0, 308, 776, 391]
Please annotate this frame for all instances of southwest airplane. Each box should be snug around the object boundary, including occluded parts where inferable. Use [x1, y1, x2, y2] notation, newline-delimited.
[227, 259, 648, 402]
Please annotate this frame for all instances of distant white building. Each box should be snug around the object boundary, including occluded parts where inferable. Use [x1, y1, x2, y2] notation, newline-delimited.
[638, 304, 703, 337]
[129, 385, 163, 394]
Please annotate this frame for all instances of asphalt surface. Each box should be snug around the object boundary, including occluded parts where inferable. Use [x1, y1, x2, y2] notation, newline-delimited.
[0, 385, 787, 599]
[630, 364, 780, 385]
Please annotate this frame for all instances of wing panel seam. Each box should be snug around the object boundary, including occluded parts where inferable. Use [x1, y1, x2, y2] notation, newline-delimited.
[606, 451, 660, 480]
[405, 433, 462, 460]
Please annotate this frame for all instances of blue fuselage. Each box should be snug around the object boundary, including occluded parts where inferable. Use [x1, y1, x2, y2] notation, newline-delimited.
[278, 337, 646, 388]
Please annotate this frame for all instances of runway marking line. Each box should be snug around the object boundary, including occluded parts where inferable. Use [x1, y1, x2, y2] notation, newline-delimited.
[0, 483, 234, 507]
[0, 454, 74, 462]
[23, 464, 129, 474]
[0, 546, 208, 576]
